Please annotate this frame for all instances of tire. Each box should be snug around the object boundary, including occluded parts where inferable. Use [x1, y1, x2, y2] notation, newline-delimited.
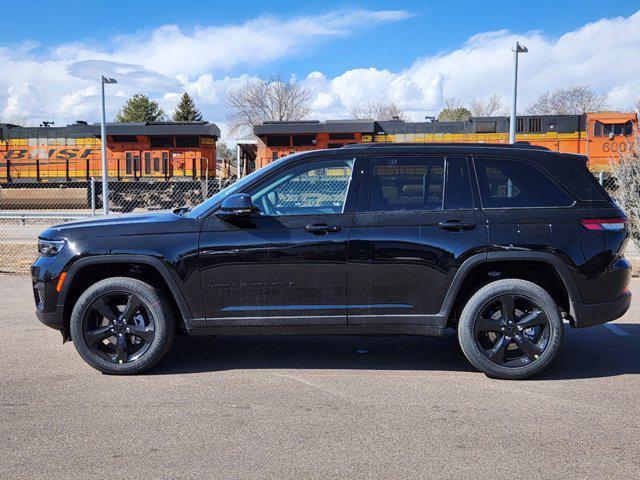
[458, 279, 563, 380]
[70, 277, 176, 375]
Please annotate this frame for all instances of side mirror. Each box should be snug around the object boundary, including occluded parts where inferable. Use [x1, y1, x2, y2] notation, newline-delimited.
[216, 193, 258, 219]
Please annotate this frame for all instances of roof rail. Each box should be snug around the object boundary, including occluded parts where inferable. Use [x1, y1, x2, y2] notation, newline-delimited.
[340, 142, 550, 151]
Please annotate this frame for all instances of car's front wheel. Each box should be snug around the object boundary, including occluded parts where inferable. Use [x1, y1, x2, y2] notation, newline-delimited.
[458, 279, 563, 380]
[70, 277, 175, 375]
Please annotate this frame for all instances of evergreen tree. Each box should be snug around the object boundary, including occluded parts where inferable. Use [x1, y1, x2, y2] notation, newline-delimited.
[115, 94, 166, 122]
[172, 92, 203, 122]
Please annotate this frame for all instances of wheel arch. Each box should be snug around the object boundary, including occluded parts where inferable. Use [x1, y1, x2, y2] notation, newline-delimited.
[58, 255, 193, 338]
[441, 252, 582, 325]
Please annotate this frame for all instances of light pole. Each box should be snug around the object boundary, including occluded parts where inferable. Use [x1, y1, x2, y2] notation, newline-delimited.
[509, 42, 528, 144]
[100, 75, 117, 214]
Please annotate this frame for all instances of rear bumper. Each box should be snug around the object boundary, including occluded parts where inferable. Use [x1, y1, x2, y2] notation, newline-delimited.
[571, 291, 631, 328]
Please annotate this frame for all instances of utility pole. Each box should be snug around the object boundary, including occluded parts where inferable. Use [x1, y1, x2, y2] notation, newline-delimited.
[100, 75, 118, 214]
[509, 42, 528, 144]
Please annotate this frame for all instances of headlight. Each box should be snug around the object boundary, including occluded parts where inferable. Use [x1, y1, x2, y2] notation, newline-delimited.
[38, 239, 66, 256]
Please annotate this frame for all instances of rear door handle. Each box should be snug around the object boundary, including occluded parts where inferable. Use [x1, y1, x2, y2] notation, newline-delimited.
[438, 220, 476, 231]
[304, 223, 342, 235]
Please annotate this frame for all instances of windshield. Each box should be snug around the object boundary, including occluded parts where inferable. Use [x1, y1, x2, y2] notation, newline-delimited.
[186, 155, 293, 218]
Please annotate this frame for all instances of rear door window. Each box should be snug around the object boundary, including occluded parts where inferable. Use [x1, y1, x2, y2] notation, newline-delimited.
[475, 157, 574, 208]
[369, 156, 444, 212]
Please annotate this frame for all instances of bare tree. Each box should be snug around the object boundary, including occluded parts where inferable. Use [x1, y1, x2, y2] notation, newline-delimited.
[609, 135, 640, 243]
[351, 100, 407, 121]
[470, 94, 504, 117]
[226, 75, 311, 134]
[527, 86, 608, 115]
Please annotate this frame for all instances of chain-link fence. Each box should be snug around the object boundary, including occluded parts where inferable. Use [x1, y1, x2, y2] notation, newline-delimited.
[593, 171, 617, 192]
[0, 170, 628, 275]
[0, 178, 235, 274]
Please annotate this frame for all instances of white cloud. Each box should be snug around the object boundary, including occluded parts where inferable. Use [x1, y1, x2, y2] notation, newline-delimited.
[0, 9, 410, 127]
[1, 9, 639, 138]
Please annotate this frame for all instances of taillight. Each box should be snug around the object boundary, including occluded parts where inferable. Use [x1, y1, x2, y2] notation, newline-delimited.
[580, 218, 627, 231]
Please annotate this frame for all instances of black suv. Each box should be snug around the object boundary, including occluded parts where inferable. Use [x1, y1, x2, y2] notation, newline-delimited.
[32, 144, 631, 379]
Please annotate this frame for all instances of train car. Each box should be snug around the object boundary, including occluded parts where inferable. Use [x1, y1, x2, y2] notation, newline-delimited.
[253, 112, 638, 172]
[0, 121, 220, 210]
[0, 120, 219, 182]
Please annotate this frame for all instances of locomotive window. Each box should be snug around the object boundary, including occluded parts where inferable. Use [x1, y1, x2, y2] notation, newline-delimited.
[153, 156, 160, 172]
[292, 134, 316, 147]
[111, 135, 138, 143]
[134, 156, 140, 175]
[125, 152, 132, 174]
[150, 136, 174, 148]
[272, 151, 278, 161]
[594, 121, 603, 136]
[144, 153, 151, 174]
[175, 136, 199, 148]
[601, 121, 634, 137]
[327, 143, 343, 148]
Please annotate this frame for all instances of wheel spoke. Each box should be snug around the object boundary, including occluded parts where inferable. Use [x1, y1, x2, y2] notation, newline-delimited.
[476, 316, 502, 332]
[517, 310, 546, 329]
[121, 295, 142, 323]
[84, 325, 113, 346]
[128, 324, 154, 342]
[487, 335, 509, 363]
[500, 295, 516, 323]
[515, 335, 543, 359]
[115, 334, 128, 363]
[92, 298, 119, 322]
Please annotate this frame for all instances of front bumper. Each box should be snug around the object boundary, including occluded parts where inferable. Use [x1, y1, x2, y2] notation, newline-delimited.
[36, 307, 64, 330]
[571, 291, 632, 328]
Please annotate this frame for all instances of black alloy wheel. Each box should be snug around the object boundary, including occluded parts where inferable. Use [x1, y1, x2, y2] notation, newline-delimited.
[82, 292, 155, 365]
[473, 294, 550, 368]
[70, 277, 175, 375]
[458, 279, 563, 380]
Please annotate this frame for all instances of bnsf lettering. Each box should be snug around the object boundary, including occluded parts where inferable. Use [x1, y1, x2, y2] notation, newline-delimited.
[3, 150, 27, 160]
[1, 148, 97, 160]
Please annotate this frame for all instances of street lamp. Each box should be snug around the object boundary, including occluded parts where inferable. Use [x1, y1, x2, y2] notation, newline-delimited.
[100, 75, 117, 214]
[509, 42, 528, 144]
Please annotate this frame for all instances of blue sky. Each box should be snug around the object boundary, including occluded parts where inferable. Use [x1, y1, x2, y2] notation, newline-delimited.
[1, 1, 639, 136]
[3, 0, 639, 78]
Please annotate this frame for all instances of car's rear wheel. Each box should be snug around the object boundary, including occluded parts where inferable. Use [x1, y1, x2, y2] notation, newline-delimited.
[70, 277, 175, 375]
[458, 279, 563, 380]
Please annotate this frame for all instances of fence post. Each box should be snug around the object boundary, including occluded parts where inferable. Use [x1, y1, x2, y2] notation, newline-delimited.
[599, 171, 604, 186]
[205, 164, 209, 198]
[90, 177, 96, 216]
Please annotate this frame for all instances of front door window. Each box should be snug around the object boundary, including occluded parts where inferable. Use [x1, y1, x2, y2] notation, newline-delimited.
[249, 158, 354, 216]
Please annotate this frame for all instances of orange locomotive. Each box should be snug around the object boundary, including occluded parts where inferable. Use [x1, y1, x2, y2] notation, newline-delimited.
[0, 121, 219, 183]
[254, 112, 638, 171]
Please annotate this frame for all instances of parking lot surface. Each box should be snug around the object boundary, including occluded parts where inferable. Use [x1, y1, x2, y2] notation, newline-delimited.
[2, 275, 639, 479]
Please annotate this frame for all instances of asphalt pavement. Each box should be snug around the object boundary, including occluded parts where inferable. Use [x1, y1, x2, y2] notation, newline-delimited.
[1, 275, 639, 479]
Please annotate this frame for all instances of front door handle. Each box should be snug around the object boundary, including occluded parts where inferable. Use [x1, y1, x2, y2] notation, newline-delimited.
[438, 220, 476, 231]
[304, 223, 342, 235]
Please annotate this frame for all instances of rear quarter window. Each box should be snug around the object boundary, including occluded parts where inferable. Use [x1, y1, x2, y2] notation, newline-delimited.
[475, 157, 574, 208]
